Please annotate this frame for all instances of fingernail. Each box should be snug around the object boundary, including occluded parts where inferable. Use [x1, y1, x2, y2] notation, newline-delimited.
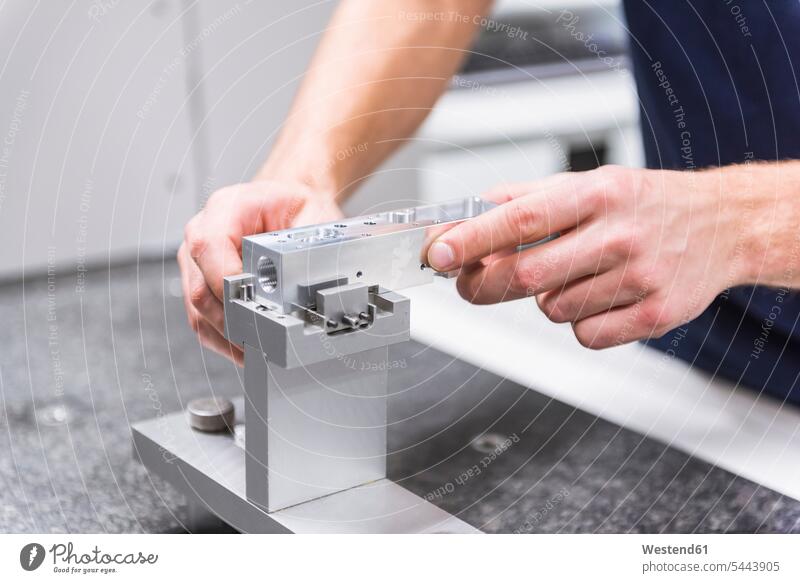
[428, 241, 455, 271]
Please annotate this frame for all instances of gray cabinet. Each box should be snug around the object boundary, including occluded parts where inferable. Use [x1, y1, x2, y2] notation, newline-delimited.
[0, 1, 199, 277]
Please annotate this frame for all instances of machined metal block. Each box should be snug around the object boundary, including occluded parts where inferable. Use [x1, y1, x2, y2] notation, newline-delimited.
[316, 282, 369, 326]
[223, 275, 410, 369]
[242, 197, 496, 310]
[244, 343, 389, 512]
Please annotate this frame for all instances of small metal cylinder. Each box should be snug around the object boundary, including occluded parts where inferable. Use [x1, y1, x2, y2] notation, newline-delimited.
[187, 397, 235, 432]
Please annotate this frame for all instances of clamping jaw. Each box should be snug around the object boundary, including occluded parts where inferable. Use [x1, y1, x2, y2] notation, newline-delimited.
[222, 197, 495, 512]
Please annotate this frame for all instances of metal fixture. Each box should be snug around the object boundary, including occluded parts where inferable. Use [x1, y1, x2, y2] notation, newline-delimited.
[471, 432, 509, 454]
[133, 197, 495, 533]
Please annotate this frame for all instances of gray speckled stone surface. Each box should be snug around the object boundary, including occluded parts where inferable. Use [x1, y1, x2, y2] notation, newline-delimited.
[1, 260, 799, 533]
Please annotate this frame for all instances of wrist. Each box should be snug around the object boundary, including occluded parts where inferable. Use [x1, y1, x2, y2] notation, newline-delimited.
[255, 137, 370, 203]
[254, 161, 339, 202]
[710, 163, 761, 288]
[718, 161, 800, 288]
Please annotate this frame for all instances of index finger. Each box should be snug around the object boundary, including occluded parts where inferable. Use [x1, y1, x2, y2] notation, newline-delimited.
[481, 172, 578, 204]
[187, 216, 246, 302]
[426, 175, 590, 272]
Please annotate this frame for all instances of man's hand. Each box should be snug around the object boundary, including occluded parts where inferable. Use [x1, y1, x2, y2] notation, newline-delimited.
[178, 181, 342, 365]
[426, 165, 748, 348]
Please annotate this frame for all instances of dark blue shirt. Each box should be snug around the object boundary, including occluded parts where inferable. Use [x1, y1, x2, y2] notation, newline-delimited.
[623, 1, 800, 405]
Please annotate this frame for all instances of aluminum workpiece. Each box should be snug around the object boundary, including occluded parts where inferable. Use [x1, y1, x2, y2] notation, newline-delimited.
[133, 197, 494, 532]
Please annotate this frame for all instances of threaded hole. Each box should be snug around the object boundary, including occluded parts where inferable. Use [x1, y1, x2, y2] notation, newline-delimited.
[257, 257, 277, 293]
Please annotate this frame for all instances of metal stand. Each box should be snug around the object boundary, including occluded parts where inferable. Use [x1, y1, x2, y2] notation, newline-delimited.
[133, 398, 477, 533]
[243, 343, 389, 512]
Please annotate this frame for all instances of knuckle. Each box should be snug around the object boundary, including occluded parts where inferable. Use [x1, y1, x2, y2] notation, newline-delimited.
[536, 292, 553, 312]
[546, 297, 574, 323]
[650, 324, 672, 339]
[576, 323, 613, 350]
[627, 226, 645, 256]
[206, 185, 238, 207]
[638, 300, 672, 332]
[593, 333, 616, 349]
[589, 165, 629, 208]
[507, 201, 540, 240]
[574, 312, 631, 350]
[456, 274, 480, 303]
[509, 261, 540, 294]
[189, 281, 209, 310]
[637, 302, 659, 328]
[183, 218, 195, 243]
[574, 323, 599, 349]
[595, 164, 624, 186]
[581, 184, 606, 210]
[606, 228, 638, 261]
[621, 264, 651, 295]
[184, 220, 208, 259]
[287, 191, 311, 214]
[654, 305, 678, 335]
[575, 332, 591, 348]
[205, 189, 223, 207]
[457, 221, 490, 258]
[187, 311, 202, 334]
[548, 306, 570, 324]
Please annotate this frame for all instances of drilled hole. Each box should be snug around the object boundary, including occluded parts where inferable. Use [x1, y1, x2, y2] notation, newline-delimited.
[257, 257, 278, 294]
[287, 227, 341, 243]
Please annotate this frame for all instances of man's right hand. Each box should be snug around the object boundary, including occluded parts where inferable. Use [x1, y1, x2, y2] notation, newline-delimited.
[178, 181, 343, 365]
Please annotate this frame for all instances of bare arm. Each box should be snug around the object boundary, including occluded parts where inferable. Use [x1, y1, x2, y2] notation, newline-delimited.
[258, 0, 493, 198]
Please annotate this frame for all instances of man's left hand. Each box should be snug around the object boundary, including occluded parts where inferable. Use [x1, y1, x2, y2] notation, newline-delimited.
[425, 165, 747, 348]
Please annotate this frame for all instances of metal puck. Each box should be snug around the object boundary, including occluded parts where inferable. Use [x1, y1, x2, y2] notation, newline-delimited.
[470, 432, 508, 454]
[187, 397, 235, 432]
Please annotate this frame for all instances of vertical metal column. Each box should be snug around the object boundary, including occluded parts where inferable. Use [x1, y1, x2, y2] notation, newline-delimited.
[244, 343, 389, 512]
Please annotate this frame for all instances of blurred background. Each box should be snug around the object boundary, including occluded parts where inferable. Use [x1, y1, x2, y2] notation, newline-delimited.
[0, 0, 639, 279]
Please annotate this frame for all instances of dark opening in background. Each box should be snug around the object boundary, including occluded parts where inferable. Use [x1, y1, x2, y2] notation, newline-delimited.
[568, 143, 607, 172]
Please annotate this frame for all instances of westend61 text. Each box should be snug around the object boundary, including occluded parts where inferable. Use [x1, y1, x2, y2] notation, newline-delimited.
[642, 544, 708, 555]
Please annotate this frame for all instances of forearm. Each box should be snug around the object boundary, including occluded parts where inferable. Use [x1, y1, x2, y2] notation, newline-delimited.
[256, 0, 492, 198]
[716, 160, 800, 290]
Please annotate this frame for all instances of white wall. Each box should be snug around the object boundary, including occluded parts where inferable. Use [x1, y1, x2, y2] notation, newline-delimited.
[0, 1, 200, 279]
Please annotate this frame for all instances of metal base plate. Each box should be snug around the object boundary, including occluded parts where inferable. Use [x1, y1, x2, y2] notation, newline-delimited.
[132, 398, 479, 533]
